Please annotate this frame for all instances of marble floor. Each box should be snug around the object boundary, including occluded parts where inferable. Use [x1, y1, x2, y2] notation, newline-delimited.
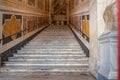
[0, 73, 96, 80]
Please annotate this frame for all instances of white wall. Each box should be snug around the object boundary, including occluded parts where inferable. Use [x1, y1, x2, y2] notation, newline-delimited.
[89, 0, 99, 78]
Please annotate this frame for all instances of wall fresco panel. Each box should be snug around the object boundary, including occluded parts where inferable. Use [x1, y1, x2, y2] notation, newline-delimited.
[23, 16, 27, 35]
[2, 14, 22, 45]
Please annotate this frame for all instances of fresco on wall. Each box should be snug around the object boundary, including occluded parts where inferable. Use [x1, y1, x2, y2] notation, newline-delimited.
[37, 16, 49, 28]
[75, 16, 81, 31]
[53, 0, 67, 15]
[40, 17, 43, 26]
[75, 0, 80, 6]
[70, 15, 89, 42]
[82, 15, 89, 38]
[37, 17, 41, 28]
[69, 0, 74, 10]
[23, 16, 27, 35]
[2, 14, 22, 45]
[28, 0, 35, 6]
[45, 0, 49, 11]
[27, 16, 37, 32]
[14, 0, 22, 2]
[38, 0, 45, 9]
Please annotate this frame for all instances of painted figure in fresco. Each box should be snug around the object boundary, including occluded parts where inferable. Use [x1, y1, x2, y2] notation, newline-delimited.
[103, 1, 117, 33]
[53, 0, 67, 15]
[82, 15, 89, 37]
[3, 15, 21, 40]
[28, 0, 35, 6]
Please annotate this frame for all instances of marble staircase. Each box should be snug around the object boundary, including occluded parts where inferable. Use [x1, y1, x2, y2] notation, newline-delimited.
[1, 25, 89, 74]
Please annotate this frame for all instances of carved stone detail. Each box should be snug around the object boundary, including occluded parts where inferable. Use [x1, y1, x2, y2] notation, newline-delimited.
[103, 2, 117, 33]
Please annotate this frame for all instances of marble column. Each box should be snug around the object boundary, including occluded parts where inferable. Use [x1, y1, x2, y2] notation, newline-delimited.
[98, 31, 118, 80]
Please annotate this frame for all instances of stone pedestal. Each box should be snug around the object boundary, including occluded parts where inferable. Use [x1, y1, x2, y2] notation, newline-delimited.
[98, 31, 118, 80]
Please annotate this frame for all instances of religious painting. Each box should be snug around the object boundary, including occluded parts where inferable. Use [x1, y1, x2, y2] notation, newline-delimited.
[53, 0, 67, 15]
[69, 0, 74, 10]
[23, 16, 27, 35]
[75, 16, 81, 31]
[15, 0, 22, 2]
[2, 14, 22, 45]
[45, 0, 49, 11]
[82, 15, 89, 38]
[28, 0, 35, 6]
[38, 0, 44, 9]
[27, 16, 37, 33]
[40, 17, 43, 26]
[75, 0, 80, 6]
[37, 17, 41, 28]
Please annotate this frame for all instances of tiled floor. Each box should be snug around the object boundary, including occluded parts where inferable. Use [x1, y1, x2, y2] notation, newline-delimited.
[0, 73, 96, 80]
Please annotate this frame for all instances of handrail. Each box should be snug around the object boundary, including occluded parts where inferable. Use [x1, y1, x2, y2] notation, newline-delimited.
[70, 23, 89, 42]
[70, 23, 82, 33]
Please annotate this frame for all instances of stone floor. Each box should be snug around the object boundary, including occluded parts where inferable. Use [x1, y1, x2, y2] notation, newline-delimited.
[0, 73, 96, 80]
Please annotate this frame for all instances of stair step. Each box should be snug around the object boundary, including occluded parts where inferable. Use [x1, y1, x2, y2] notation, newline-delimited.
[5, 60, 88, 64]
[33, 37, 75, 39]
[5, 63, 89, 67]
[26, 44, 80, 46]
[23, 46, 81, 49]
[9, 58, 88, 62]
[28, 42, 79, 44]
[9, 56, 87, 60]
[18, 50, 83, 53]
[32, 37, 76, 40]
[36, 34, 74, 36]
[1, 67, 88, 73]
[14, 53, 85, 55]
[17, 51, 84, 54]
[21, 48, 82, 50]
[11, 55, 86, 59]
[13, 54, 85, 57]
[30, 40, 78, 42]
